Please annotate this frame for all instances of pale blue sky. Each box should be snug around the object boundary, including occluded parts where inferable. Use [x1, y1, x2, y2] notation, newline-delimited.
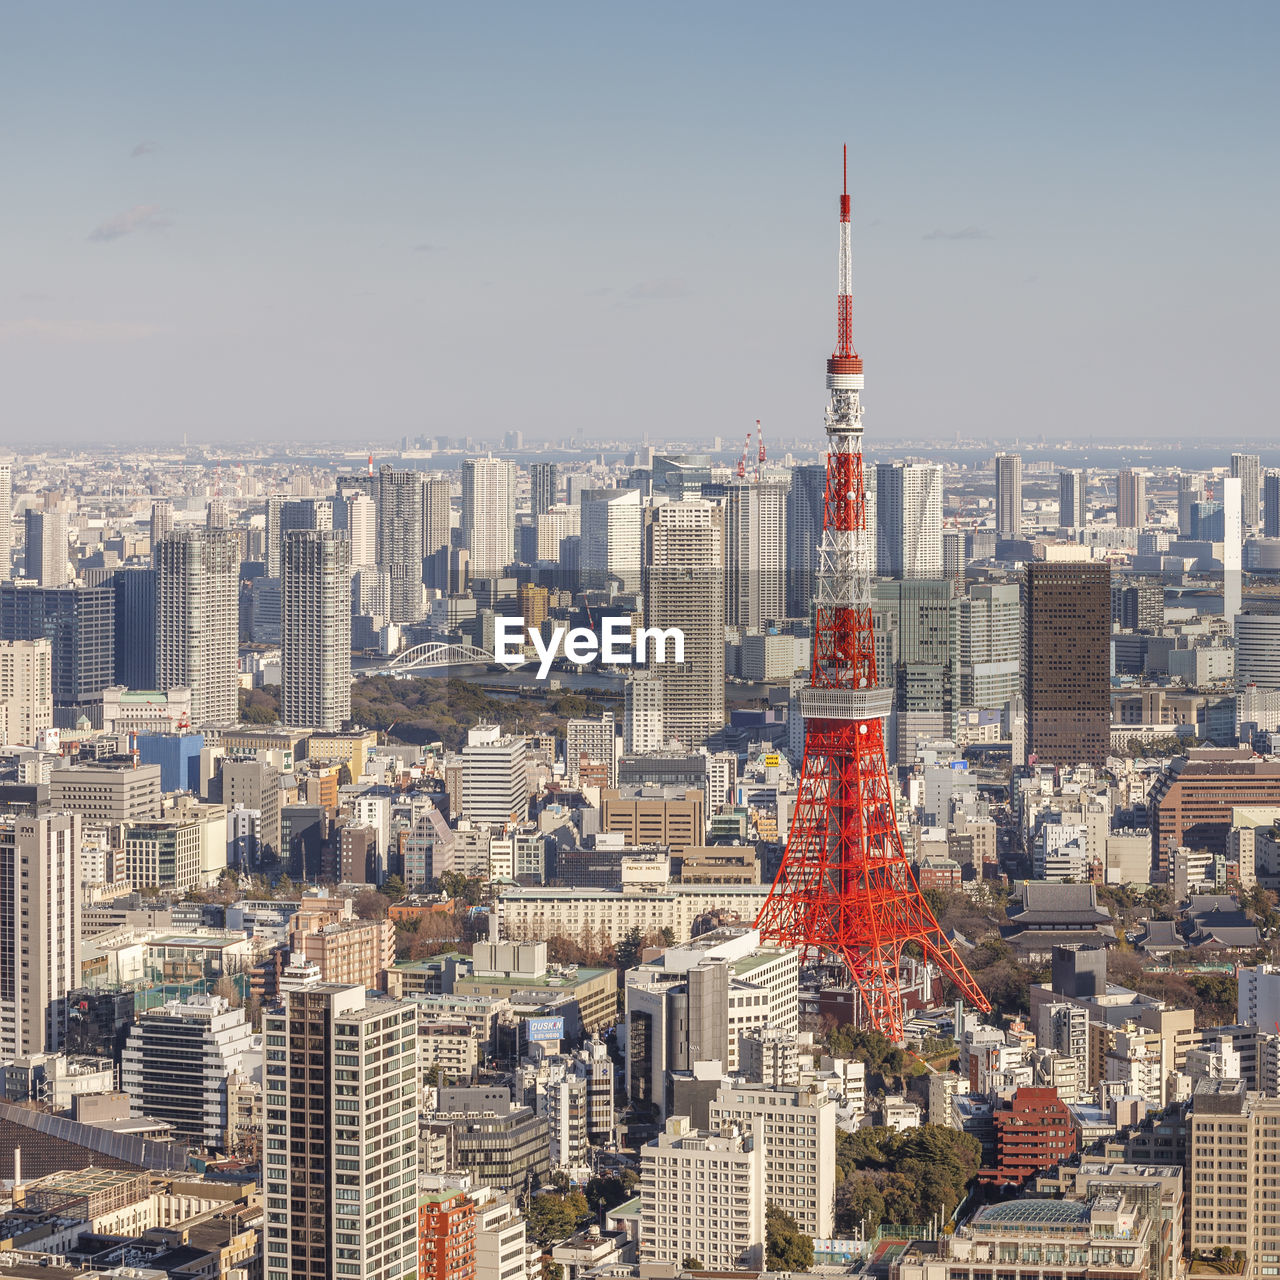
[0, 2, 1276, 447]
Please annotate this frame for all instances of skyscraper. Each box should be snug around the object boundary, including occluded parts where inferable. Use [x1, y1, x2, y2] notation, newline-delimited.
[645, 499, 725, 749]
[1233, 453, 1262, 534]
[154, 528, 241, 725]
[282, 530, 352, 732]
[337, 492, 377, 571]
[875, 462, 942, 579]
[0, 638, 53, 745]
[376, 466, 426, 623]
[1058, 469, 1086, 528]
[1023, 562, 1111, 766]
[24, 509, 69, 587]
[0, 582, 115, 722]
[1116, 469, 1146, 528]
[624, 672, 664, 753]
[461, 457, 516, 579]
[1178, 473, 1203, 538]
[530, 462, 559, 517]
[785, 462, 826, 618]
[580, 488, 643, 592]
[724, 479, 788, 628]
[424, 476, 451, 559]
[959, 582, 1021, 712]
[995, 453, 1023, 540]
[0, 458, 12, 580]
[0, 812, 80, 1059]
[1265, 472, 1280, 540]
[149, 498, 174, 547]
[262, 984, 420, 1280]
[113, 566, 157, 689]
[1223, 475, 1243, 624]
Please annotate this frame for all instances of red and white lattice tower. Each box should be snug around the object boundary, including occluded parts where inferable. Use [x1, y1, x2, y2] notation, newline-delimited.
[754, 149, 989, 1040]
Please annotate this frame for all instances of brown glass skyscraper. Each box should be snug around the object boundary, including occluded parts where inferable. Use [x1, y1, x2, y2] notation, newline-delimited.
[1023, 562, 1111, 766]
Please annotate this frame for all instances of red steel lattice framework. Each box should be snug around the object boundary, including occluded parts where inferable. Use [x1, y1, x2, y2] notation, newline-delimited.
[754, 150, 989, 1040]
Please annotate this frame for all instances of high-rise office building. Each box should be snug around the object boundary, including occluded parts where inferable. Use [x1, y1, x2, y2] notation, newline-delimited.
[0, 583, 115, 723]
[995, 452, 1023, 540]
[530, 462, 559, 517]
[121, 993, 255, 1148]
[1223, 475, 1243, 624]
[1023, 562, 1111, 766]
[1233, 453, 1262, 535]
[1265, 472, 1280, 540]
[0, 637, 52, 745]
[1178, 473, 1203, 538]
[461, 725, 530, 825]
[461, 458, 516, 579]
[645, 499, 725, 750]
[154, 528, 240, 725]
[206, 497, 229, 529]
[377, 466, 426, 623]
[1116, 469, 1146, 528]
[873, 579, 960, 763]
[1058, 469, 1086, 528]
[262, 984, 420, 1280]
[724, 479, 788, 628]
[24, 509, 69, 588]
[876, 462, 943, 579]
[282, 530, 352, 732]
[942, 530, 966, 586]
[1235, 614, 1280, 691]
[0, 812, 80, 1060]
[580, 488, 642, 592]
[785, 462, 826, 618]
[959, 583, 1021, 712]
[113, 566, 156, 690]
[0, 458, 12, 580]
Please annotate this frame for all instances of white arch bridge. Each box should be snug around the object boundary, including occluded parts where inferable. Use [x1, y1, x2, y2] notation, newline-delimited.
[373, 642, 512, 674]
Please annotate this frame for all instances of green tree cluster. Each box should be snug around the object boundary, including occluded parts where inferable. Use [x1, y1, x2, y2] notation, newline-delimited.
[833, 1125, 981, 1235]
[766, 1204, 814, 1271]
[524, 1190, 591, 1247]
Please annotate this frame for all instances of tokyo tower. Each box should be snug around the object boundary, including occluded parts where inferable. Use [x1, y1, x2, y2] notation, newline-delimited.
[754, 150, 989, 1041]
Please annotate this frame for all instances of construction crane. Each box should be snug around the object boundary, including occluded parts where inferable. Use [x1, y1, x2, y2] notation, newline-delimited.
[756, 419, 766, 480]
[736, 432, 749, 480]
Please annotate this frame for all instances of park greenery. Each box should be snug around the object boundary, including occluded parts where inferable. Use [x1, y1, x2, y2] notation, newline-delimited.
[766, 1205, 814, 1271]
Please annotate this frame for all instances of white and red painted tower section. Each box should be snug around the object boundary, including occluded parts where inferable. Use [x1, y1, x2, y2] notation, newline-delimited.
[754, 150, 988, 1040]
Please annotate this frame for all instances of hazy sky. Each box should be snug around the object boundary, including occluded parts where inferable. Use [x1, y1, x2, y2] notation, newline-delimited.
[1, 2, 1276, 448]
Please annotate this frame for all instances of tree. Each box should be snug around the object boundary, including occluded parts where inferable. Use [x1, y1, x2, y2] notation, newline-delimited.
[382, 874, 406, 902]
[616, 925, 645, 972]
[354, 888, 389, 920]
[682, 1260, 704, 1273]
[524, 1191, 590, 1247]
[766, 1204, 814, 1271]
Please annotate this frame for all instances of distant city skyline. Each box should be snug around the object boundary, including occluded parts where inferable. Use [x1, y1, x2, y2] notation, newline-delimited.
[1, 2, 1277, 446]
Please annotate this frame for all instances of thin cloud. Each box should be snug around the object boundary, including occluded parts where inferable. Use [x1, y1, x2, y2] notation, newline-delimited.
[131, 141, 158, 158]
[0, 317, 163, 343]
[625, 278, 689, 300]
[88, 204, 170, 242]
[923, 226, 989, 241]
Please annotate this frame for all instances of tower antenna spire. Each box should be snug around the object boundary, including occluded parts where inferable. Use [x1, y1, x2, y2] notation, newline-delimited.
[755, 149, 989, 1040]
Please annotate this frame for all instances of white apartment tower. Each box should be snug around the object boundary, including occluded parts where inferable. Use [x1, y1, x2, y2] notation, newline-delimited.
[1233, 453, 1262, 534]
[424, 476, 452, 560]
[624, 672, 665, 753]
[0, 813, 80, 1060]
[154, 528, 241, 725]
[876, 462, 943, 579]
[461, 457, 517, 579]
[24, 509, 69, 588]
[282, 529, 352, 732]
[0, 458, 11, 579]
[1117, 469, 1146, 528]
[343, 492, 377, 571]
[645, 499, 725, 750]
[0, 638, 52, 746]
[565, 712, 617, 787]
[995, 452, 1023, 540]
[376, 466, 426, 623]
[724, 480, 788, 629]
[262, 984, 419, 1280]
[640, 1116, 764, 1272]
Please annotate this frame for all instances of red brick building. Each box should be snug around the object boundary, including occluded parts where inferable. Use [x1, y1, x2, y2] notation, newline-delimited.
[980, 1086, 1078, 1187]
[419, 1189, 476, 1280]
